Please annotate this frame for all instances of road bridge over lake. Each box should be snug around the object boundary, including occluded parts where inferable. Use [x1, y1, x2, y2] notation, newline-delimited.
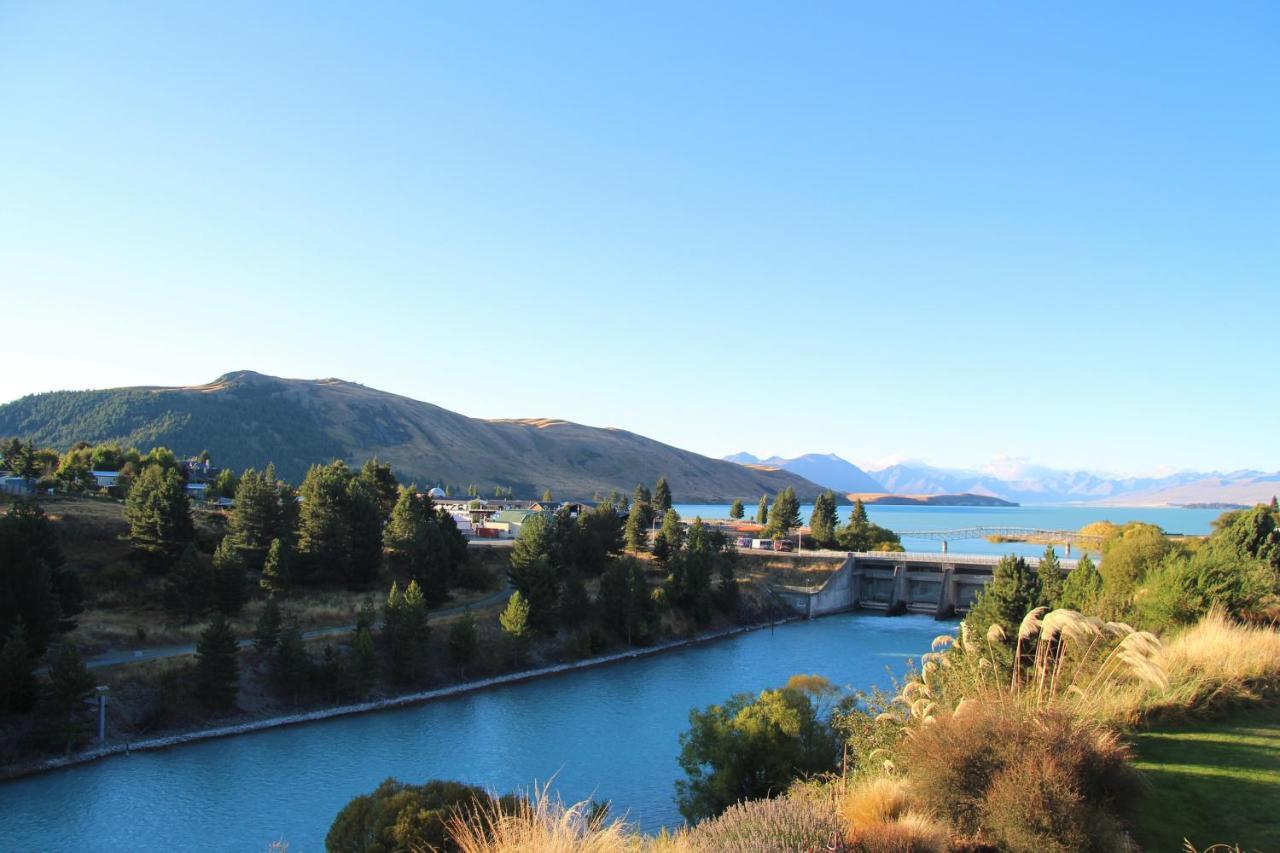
[771, 550, 1081, 620]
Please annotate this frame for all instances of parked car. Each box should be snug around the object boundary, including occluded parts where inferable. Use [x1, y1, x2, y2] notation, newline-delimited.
[736, 536, 753, 548]
[773, 539, 794, 552]
[750, 538, 773, 550]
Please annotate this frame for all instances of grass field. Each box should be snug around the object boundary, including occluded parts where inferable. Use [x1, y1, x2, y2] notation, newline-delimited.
[1132, 704, 1280, 852]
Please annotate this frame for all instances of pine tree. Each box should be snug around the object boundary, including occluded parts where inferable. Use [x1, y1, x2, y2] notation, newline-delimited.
[729, 500, 744, 520]
[349, 626, 378, 697]
[345, 476, 385, 587]
[624, 502, 650, 552]
[559, 571, 591, 629]
[808, 491, 838, 547]
[272, 620, 311, 701]
[0, 620, 38, 713]
[358, 457, 400, 519]
[297, 461, 353, 582]
[1060, 553, 1103, 613]
[1037, 545, 1065, 608]
[654, 477, 673, 515]
[254, 596, 282, 652]
[755, 494, 769, 526]
[541, 488, 554, 503]
[123, 464, 194, 567]
[194, 615, 240, 710]
[448, 609, 478, 675]
[508, 515, 560, 630]
[260, 538, 290, 596]
[229, 468, 276, 568]
[598, 558, 653, 645]
[163, 543, 214, 623]
[632, 485, 655, 530]
[384, 581, 430, 682]
[966, 555, 1042, 642]
[211, 537, 248, 616]
[851, 498, 869, 525]
[499, 591, 531, 665]
[38, 642, 95, 752]
[767, 487, 801, 537]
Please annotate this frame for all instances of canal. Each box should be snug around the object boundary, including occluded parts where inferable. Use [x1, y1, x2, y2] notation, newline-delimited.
[0, 611, 945, 851]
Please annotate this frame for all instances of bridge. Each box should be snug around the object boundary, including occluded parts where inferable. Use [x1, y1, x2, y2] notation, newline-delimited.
[770, 550, 1081, 621]
[894, 527, 1103, 555]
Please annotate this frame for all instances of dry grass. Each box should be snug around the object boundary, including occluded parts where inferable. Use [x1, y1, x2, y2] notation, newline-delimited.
[840, 776, 914, 828]
[850, 812, 949, 853]
[447, 784, 638, 853]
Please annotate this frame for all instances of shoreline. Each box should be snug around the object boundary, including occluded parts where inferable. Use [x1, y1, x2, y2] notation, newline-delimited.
[0, 615, 800, 784]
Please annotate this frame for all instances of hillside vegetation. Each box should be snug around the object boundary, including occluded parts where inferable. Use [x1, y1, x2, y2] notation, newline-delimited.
[0, 371, 828, 502]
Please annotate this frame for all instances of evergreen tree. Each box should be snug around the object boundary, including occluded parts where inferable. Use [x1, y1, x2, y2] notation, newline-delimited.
[345, 476, 386, 587]
[0, 500, 64, 654]
[448, 609, 478, 675]
[632, 485, 655, 530]
[508, 515, 560, 630]
[123, 464, 194, 567]
[163, 543, 214, 623]
[654, 477, 673, 515]
[383, 581, 430, 682]
[228, 468, 276, 568]
[259, 538, 290, 596]
[598, 558, 653, 645]
[194, 615, 240, 710]
[297, 461, 354, 582]
[272, 620, 311, 701]
[38, 642, 95, 753]
[729, 500, 744, 520]
[624, 501, 650, 552]
[808, 491, 838, 547]
[755, 494, 769, 526]
[0, 620, 38, 713]
[559, 571, 591, 629]
[541, 488, 553, 503]
[499, 591, 531, 665]
[268, 464, 300, 547]
[358, 457, 400, 519]
[1037, 545, 1065, 608]
[1060, 553, 1103, 613]
[349, 626, 379, 697]
[851, 498, 869, 525]
[766, 487, 801, 537]
[211, 537, 248, 615]
[254, 596, 282, 652]
[966, 555, 1042, 642]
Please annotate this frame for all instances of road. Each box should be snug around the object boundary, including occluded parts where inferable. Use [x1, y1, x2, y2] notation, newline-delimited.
[83, 585, 513, 671]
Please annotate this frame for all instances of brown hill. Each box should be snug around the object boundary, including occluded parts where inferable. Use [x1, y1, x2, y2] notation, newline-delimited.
[0, 371, 829, 502]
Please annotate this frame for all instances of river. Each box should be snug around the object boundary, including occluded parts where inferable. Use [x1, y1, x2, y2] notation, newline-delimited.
[673, 503, 1223, 558]
[0, 612, 945, 851]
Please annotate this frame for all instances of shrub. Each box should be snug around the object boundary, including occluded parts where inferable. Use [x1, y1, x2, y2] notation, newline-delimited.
[327, 778, 491, 853]
[446, 783, 630, 853]
[682, 795, 844, 852]
[900, 702, 1140, 851]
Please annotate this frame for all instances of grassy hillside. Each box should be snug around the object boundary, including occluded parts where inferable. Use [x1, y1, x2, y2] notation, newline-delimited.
[0, 371, 827, 501]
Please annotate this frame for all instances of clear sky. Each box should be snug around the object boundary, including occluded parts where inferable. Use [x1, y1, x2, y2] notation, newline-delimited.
[2, 2, 1277, 475]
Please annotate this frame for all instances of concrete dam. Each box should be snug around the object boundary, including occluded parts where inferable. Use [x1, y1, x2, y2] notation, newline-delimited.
[771, 551, 1081, 620]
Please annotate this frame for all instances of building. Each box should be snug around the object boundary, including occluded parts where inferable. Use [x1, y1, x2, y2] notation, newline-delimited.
[90, 470, 121, 488]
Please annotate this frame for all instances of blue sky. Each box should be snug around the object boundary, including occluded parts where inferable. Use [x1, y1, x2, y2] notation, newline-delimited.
[2, 2, 1277, 475]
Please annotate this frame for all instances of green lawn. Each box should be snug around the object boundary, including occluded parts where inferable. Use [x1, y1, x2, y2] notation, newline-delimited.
[1132, 705, 1280, 852]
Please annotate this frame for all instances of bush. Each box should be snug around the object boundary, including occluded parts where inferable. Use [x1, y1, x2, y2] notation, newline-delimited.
[683, 795, 844, 852]
[326, 778, 492, 853]
[900, 702, 1141, 851]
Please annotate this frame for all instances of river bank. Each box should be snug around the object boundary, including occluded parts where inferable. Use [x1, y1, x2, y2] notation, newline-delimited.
[0, 612, 799, 785]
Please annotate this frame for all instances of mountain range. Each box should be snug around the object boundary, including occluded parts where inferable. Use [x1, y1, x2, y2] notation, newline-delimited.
[726, 453, 1280, 507]
[0, 371, 831, 503]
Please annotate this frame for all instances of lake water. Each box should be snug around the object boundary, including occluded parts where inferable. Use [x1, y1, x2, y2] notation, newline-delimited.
[673, 503, 1223, 558]
[0, 612, 945, 852]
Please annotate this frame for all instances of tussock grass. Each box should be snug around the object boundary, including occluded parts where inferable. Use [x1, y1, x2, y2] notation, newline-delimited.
[448, 784, 638, 853]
